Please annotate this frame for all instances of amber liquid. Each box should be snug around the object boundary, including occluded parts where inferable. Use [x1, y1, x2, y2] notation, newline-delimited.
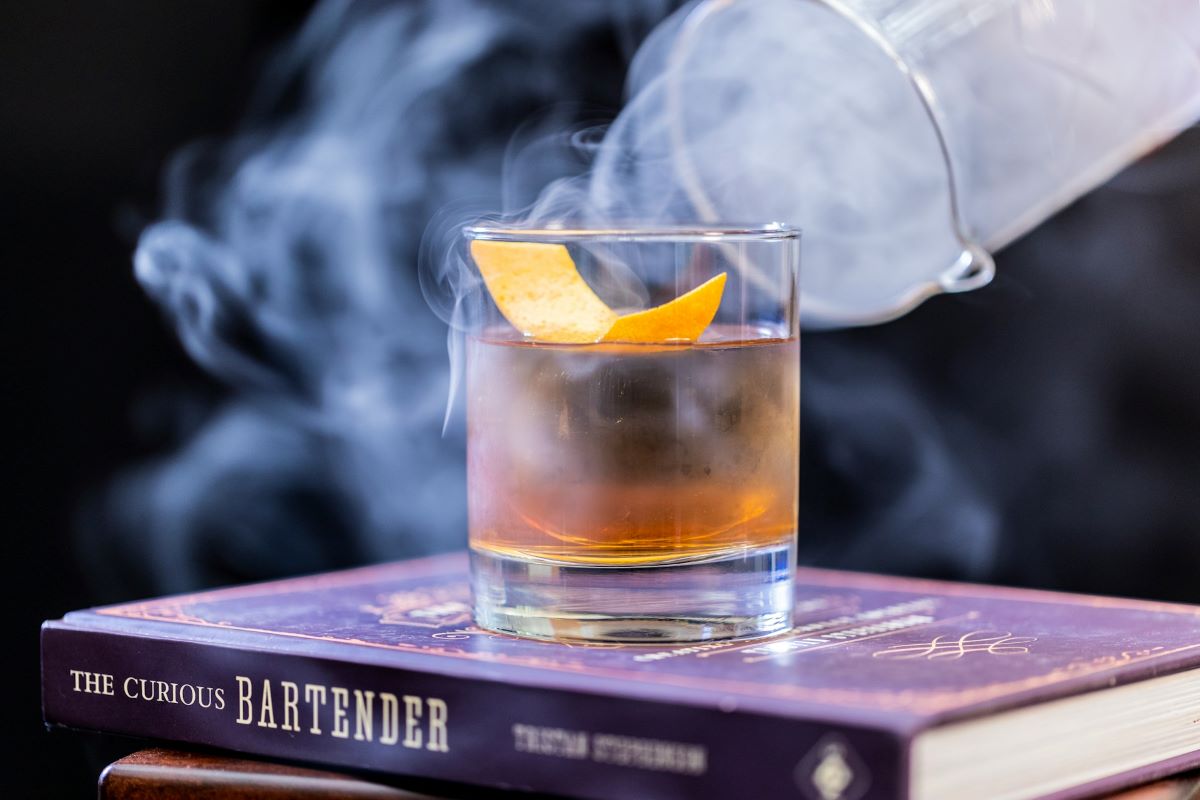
[467, 325, 799, 566]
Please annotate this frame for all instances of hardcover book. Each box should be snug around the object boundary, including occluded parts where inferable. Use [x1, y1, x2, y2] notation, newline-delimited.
[41, 553, 1200, 800]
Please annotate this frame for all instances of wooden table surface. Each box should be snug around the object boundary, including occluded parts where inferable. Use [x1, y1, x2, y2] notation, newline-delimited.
[99, 748, 1200, 800]
[100, 753, 1200, 800]
[99, 748, 531, 800]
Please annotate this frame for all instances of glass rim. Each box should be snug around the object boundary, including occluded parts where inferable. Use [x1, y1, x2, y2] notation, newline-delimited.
[463, 222, 800, 243]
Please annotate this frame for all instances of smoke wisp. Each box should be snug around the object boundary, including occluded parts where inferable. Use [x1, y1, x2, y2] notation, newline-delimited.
[97, 0, 670, 592]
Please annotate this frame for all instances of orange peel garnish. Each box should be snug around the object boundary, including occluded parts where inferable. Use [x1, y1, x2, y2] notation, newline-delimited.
[602, 273, 727, 343]
[470, 240, 616, 343]
[469, 239, 725, 344]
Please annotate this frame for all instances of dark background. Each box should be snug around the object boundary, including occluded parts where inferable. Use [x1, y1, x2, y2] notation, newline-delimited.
[5, 1, 1200, 796]
[6, 2, 315, 794]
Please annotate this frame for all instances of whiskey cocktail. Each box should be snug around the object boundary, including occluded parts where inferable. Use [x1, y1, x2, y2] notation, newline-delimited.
[464, 226, 799, 642]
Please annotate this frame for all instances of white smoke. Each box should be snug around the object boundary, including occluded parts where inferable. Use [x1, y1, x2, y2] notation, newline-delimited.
[106, 0, 670, 591]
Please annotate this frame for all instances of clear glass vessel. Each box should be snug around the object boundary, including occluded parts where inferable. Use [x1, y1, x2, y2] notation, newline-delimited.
[603, 0, 1200, 326]
[464, 225, 800, 642]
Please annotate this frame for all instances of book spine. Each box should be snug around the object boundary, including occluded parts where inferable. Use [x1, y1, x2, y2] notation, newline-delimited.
[42, 624, 906, 800]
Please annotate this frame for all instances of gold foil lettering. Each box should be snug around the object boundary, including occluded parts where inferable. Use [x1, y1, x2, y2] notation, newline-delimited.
[280, 681, 300, 732]
[258, 679, 277, 729]
[235, 676, 252, 725]
[353, 690, 375, 742]
[331, 687, 350, 738]
[402, 695, 423, 749]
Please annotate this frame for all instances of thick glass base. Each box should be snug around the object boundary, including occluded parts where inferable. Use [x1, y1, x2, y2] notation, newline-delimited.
[470, 544, 794, 643]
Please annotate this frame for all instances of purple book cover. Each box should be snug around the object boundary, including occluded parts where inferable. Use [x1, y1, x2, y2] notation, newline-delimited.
[41, 553, 1200, 800]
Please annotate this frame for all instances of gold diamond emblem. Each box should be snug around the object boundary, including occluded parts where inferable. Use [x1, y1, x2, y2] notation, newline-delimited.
[796, 736, 869, 800]
[811, 743, 853, 800]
